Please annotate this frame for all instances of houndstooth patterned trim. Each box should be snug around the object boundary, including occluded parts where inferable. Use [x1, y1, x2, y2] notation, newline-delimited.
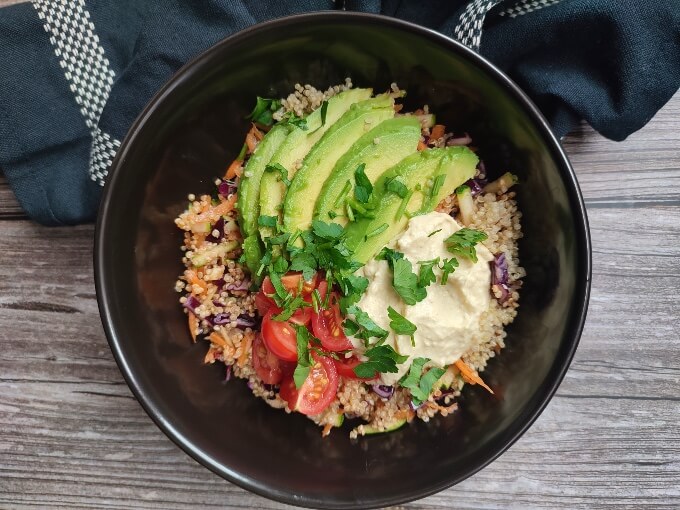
[32, 0, 121, 186]
[498, 0, 563, 18]
[454, 0, 505, 51]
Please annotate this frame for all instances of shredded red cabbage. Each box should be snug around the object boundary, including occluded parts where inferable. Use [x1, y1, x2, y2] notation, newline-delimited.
[372, 384, 395, 399]
[226, 279, 251, 291]
[491, 252, 511, 303]
[183, 295, 201, 314]
[205, 217, 225, 243]
[447, 133, 472, 146]
[218, 180, 237, 198]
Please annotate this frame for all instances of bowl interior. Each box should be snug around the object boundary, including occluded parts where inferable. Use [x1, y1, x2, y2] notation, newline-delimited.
[97, 13, 589, 509]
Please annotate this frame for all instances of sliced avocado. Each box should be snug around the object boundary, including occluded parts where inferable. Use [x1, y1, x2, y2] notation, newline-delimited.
[283, 95, 396, 235]
[363, 418, 407, 435]
[258, 88, 372, 241]
[236, 123, 291, 238]
[344, 146, 478, 263]
[314, 116, 421, 226]
[241, 235, 264, 281]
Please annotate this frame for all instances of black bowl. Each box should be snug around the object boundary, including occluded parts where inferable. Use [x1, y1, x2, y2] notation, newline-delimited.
[95, 12, 591, 509]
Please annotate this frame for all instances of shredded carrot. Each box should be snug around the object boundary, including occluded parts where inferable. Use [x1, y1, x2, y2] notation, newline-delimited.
[238, 332, 253, 367]
[245, 124, 263, 153]
[209, 331, 230, 349]
[321, 423, 334, 437]
[417, 140, 427, 151]
[204, 346, 219, 364]
[454, 359, 494, 394]
[224, 158, 242, 180]
[194, 194, 237, 223]
[233, 166, 242, 178]
[188, 313, 199, 343]
[186, 270, 208, 294]
[430, 124, 446, 141]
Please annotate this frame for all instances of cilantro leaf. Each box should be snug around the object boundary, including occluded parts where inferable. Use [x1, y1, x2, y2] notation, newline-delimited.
[353, 163, 372, 203]
[376, 247, 404, 268]
[346, 305, 388, 342]
[354, 344, 408, 378]
[280, 111, 308, 130]
[427, 228, 442, 238]
[365, 223, 388, 240]
[247, 97, 281, 126]
[258, 215, 278, 228]
[439, 257, 459, 284]
[312, 220, 344, 240]
[264, 163, 291, 187]
[289, 252, 317, 281]
[385, 177, 409, 198]
[336, 273, 369, 300]
[293, 326, 312, 389]
[392, 258, 427, 305]
[268, 268, 289, 301]
[387, 306, 416, 346]
[444, 228, 488, 263]
[272, 255, 289, 274]
[399, 357, 446, 406]
[418, 258, 440, 288]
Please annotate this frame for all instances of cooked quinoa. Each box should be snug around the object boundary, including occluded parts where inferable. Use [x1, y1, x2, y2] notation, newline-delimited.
[174, 81, 524, 438]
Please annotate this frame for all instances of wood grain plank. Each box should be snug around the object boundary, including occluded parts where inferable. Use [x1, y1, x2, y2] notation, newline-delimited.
[0, 175, 27, 220]
[0, 0, 27, 6]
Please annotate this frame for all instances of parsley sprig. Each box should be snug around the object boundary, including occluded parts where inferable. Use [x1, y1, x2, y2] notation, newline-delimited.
[354, 344, 408, 379]
[387, 306, 416, 346]
[399, 357, 446, 406]
[444, 228, 488, 263]
[247, 97, 281, 126]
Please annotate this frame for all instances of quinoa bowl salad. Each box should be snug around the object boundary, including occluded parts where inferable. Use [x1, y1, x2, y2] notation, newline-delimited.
[174, 80, 525, 439]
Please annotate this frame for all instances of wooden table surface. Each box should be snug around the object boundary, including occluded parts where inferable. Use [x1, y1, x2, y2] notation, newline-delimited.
[1, 2, 679, 508]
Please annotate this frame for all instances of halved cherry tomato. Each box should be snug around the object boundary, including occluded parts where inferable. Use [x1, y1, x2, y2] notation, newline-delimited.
[281, 271, 318, 296]
[289, 306, 312, 326]
[252, 334, 282, 385]
[261, 276, 276, 295]
[254, 290, 281, 317]
[334, 355, 376, 380]
[261, 312, 297, 362]
[280, 354, 338, 416]
[312, 283, 352, 351]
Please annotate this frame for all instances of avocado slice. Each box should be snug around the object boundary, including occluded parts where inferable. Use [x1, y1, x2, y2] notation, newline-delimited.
[241, 235, 264, 281]
[283, 95, 396, 235]
[362, 418, 407, 435]
[314, 116, 421, 226]
[344, 146, 478, 263]
[258, 88, 372, 241]
[236, 123, 291, 238]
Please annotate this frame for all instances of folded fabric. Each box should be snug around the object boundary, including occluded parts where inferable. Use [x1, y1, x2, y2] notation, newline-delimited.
[0, 0, 678, 225]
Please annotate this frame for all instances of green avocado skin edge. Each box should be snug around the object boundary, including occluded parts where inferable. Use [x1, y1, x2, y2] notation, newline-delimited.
[314, 116, 422, 226]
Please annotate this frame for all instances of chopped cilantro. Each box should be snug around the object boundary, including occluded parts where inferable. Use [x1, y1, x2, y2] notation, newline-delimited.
[311, 220, 344, 240]
[354, 344, 408, 379]
[353, 163, 372, 203]
[418, 257, 440, 288]
[333, 181, 352, 208]
[427, 228, 442, 238]
[444, 228, 488, 262]
[439, 257, 459, 284]
[431, 174, 446, 198]
[387, 306, 417, 346]
[365, 223, 388, 240]
[345, 305, 388, 343]
[268, 232, 291, 245]
[268, 268, 288, 302]
[385, 177, 409, 198]
[247, 96, 281, 126]
[293, 326, 312, 389]
[375, 247, 404, 268]
[272, 255, 289, 274]
[395, 188, 414, 220]
[346, 202, 355, 222]
[392, 258, 427, 305]
[328, 210, 338, 220]
[258, 215, 278, 228]
[399, 357, 446, 406]
[264, 163, 291, 187]
[280, 111, 308, 130]
[289, 252, 317, 281]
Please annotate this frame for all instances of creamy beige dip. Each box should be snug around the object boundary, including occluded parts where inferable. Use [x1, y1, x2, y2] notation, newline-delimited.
[351, 212, 493, 385]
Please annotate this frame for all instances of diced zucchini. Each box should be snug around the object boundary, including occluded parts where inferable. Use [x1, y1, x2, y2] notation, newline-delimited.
[455, 184, 474, 226]
[190, 240, 239, 267]
[362, 418, 407, 435]
[483, 172, 518, 195]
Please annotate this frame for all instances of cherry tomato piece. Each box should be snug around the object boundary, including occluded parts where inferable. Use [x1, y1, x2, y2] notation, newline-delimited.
[311, 298, 352, 351]
[334, 355, 377, 380]
[289, 305, 312, 326]
[281, 354, 338, 416]
[281, 271, 319, 296]
[251, 335, 282, 385]
[261, 312, 298, 362]
[254, 290, 280, 317]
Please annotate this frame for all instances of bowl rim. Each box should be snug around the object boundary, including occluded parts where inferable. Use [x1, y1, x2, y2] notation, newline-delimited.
[95, 10, 592, 509]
